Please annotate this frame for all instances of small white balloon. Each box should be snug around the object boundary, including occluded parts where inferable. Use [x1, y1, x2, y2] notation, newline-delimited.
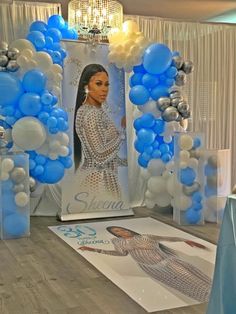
[1, 158, 14, 172]
[21, 48, 34, 59]
[15, 192, 29, 207]
[11, 167, 26, 183]
[12, 117, 47, 150]
[33, 51, 53, 71]
[50, 63, 63, 74]
[49, 140, 61, 152]
[49, 153, 58, 160]
[179, 134, 193, 151]
[59, 146, 69, 157]
[179, 150, 190, 162]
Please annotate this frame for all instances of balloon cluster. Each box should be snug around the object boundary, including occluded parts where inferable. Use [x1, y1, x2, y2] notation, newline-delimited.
[172, 133, 204, 224]
[0, 154, 29, 238]
[204, 153, 225, 222]
[108, 20, 150, 72]
[0, 41, 20, 72]
[26, 15, 78, 66]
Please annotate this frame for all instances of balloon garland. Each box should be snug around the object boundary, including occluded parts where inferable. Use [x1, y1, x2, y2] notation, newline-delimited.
[0, 15, 78, 187]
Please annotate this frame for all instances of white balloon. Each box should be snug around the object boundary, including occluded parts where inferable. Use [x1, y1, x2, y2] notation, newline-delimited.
[16, 55, 28, 67]
[188, 158, 199, 169]
[33, 52, 53, 71]
[180, 161, 188, 169]
[9, 39, 35, 52]
[49, 153, 58, 160]
[12, 117, 47, 150]
[147, 159, 166, 176]
[50, 63, 63, 74]
[59, 133, 69, 146]
[59, 146, 69, 157]
[164, 135, 172, 143]
[49, 140, 61, 152]
[179, 150, 190, 162]
[1, 158, 14, 172]
[179, 135, 193, 151]
[15, 192, 29, 207]
[21, 48, 34, 59]
[52, 86, 61, 97]
[25, 60, 37, 70]
[147, 176, 166, 194]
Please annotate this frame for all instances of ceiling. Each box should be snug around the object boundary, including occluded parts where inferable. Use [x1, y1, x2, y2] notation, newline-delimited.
[55, 0, 236, 23]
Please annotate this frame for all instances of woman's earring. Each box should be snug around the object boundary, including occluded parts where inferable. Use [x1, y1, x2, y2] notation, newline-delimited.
[85, 86, 89, 95]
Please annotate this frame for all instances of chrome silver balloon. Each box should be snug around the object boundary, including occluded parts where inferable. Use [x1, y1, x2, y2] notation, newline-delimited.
[0, 55, 8, 67]
[175, 70, 187, 86]
[156, 97, 171, 112]
[7, 48, 19, 60]
[181, 110, 191, 119]
[183, 182, 201, 196]
[6, 60, 20, 72]
[170, 90, 181, 99]
[0, 48, 8, 56]
[11, 167, 26, 184]
[172, 56, 183, 69]
[182, 60, 194, 74]
[177, 101, 190, 114]
[162, 106, 179, 122]
[13, 183, 25, 193]
[29, 177, 37, 192]
[171, 97, 183, 107]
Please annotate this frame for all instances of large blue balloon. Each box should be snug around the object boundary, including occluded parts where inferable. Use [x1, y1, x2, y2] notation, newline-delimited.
[30, 21, 47, 33]
[143, 43, 172, 75]
[150, 85, 169, 101]
[3, 213, 28, 237]
[46, 28, 62, 42]
[48, 15, 65, 30]
[38, 160, 65, 184]
[19, 93, 42, 116]
[129, 73, 143, 87]
[179, 167, 196, 186]
[139, 113, 155, 128]
[27, 31, 45, 49]
[142, 73, 159, 89]
[0, 73, 23, 106]
[129, 85, 150, 105]
[23, 70, 46, 93]
[137, 128, 155, 145]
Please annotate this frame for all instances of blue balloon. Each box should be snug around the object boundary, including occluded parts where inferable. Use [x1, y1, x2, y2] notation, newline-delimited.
[165, 66, 178, 78]
[133, 64, 146, 73]
[204, 186, 217, 198]
[192, 191, 202, 203]
[23, 70, 46, 93]
[51, 51, 62, 63]
[45, 36, 54, 49]
[29, 159, 36, 170]
[35, 154, 47, 165]
[159, 144, 170, 154]
[179, 167, 196, 186]
[48, 15, 65, 30]
[5, 116, 16, 126]
[144, 146, 153, 155]
[152, 149, 161, 158]
[129, 73, 143, 87]
[61, 28, 77, 39]
[193, 202, 203, 211]
[139, 113, 155, 128]
[137, 128, 155, 145]
[38, 160, 65, 184]
[47, 116, 57, 128]
[141, 152, 151, 162]
[0, 73, 23, 107]
[51, 42, 61, 51]
[59, 156, 73, 169]
[152, 119, 165, 134]
[30, 21, 47, 33]
[185, 208, 201, 224]
[142, 73, 159, 89]
[134, 139, 146, 153]
[152, 140, 159, 149]
[204, 164, 217, 176]
[133, 117, 143, 131]
[38, 111, 50, 124]
[19, 93, 42, 116]
[165, 78, 175, 87]
[2, 106, 15, 116]
[143, 43, 172, 75]
[138, 155, 148, 168]
[46, 28, 62, 42]
[3, 213, 28, 237]
[27, 31, 45, 49]
[150, 85, 169, 101]
[161, 153, 172, 163]
[129, 85, 150, 105]
[193, 137, 202, 148]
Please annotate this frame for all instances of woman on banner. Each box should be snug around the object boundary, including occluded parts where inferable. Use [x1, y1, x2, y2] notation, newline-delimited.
[79, 226, 212, 302]
[74, 64, 126, 199]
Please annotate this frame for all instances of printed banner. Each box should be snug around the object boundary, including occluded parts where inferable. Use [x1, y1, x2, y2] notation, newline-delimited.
[59, 41, 132, 220]
[49, 217, 216, 312]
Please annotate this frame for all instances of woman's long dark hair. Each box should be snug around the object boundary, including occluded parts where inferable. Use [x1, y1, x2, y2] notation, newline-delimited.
[73, 64, 108, 171]
[106, 226, 140, 238]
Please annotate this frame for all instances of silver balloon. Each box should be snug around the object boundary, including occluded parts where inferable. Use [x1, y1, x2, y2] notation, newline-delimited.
[7, 48, 19, 60]
[182, 60, 194, 74]
[183, 182, 201, 196]
[171, 97, 183, 107]
[13, 183, 25, 193]
[177, 101, 190, 114]
[181, 110, 191, 119]
[170, 91, 181, 99]
[156, 97, 171, 112]
[0, 66, 7, 72]
[176, 114, 183, 122]
[11, 167, 26, 184]
[6, 60, 20, 72]
[0, 48, 8, 56]
[175, 70, 187, 86]
[29, 177, 37, 192]
[0, 41, 8, 50]
[208, 155, 218, 168]
[162, 106, 179, 122]
[172, 56, 183, 69]
[0, 55, 8, 67]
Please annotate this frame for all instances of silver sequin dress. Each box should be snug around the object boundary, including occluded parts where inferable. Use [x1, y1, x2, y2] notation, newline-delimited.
[75, 104, 126, 199]
[92, 234, 212, 302]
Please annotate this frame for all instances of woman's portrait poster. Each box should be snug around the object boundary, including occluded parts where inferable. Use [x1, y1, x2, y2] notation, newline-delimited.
[60, 41, 131, 218]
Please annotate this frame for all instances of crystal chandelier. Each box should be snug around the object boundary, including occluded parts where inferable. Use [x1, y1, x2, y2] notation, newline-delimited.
[68, 0, 123, 42]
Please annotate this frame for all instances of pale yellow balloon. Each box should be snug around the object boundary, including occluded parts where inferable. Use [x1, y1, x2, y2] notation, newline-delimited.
[21, 48, 34, 59]
[9, 39, 35, 52]
[50, 63, 63, 74]
[122, 20, 139, 33]
[33, 52, 53, 71]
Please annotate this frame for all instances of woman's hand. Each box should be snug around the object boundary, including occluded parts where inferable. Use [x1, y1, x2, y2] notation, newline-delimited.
[121, 116, 126, 128]
[78, 246, 96, 251]
[185, 240, 206, 249]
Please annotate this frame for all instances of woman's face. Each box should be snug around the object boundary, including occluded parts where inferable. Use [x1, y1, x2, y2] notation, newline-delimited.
[111, 227, 134, 239]
[86, 71, 109, 106]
